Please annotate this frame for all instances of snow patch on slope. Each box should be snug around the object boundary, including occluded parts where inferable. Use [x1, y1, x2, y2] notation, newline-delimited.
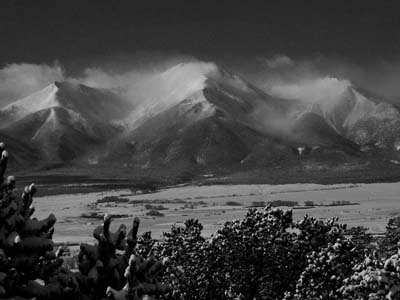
[342, 89, 375, 128]
[156, 62, 218, 108]
[308, 85, 400, 134]
[176, 90, 216, 121]
[125, 61, 261, 128]
[32, 108, 58, 141]
[2, 83, 60, 121]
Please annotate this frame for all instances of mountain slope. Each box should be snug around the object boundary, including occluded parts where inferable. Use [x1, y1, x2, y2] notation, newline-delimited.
[107, 62, 359, 171]
[0, 81, 131, 126]
[0, 132, 39, 169]
[310, 86, 400, 150]
[0, 62, 372, 179]
[0, 82, 133, 162]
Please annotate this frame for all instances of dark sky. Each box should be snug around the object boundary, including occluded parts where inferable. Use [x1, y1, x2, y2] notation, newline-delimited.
[1, 0, 400, 67]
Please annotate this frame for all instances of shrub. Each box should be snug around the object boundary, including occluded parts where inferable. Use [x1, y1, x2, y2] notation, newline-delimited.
[0, 143, 78, 299]
[251, 201, 266, 207]
[78, 215, 169, 300]
[146, 210, 165, 217]
[144, 204, 167, 210]
[156, 206, 355, 300]
[339, 247, 400, 300]
[268, 200, 299, 207]
[155, 219, 213, 300]
[0, 141, 170, 300]
[285, 237, 364, 300]
[345, 226, 373, 251]
[225, 201, 242, 206]
[380, 216, 400, 255]
[328, 200, 358, 206]
[96, 196, 130, 204]
[210, 207, 297, 299]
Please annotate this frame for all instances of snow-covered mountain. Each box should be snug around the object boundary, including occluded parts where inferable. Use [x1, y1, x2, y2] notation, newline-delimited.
[125, 62, 292, 130]
[0, 81, 132, 126]
[0, 81, 133, 163]
[107, 62, 358, 170]
[3, 61, 398, 178]
[310, 86, 400, 150]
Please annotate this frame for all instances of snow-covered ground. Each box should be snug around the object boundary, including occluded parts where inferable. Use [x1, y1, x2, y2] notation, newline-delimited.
[33, 182, 400, 244]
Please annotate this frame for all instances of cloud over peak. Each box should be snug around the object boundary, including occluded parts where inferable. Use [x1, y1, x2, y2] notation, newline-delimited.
[270, 77, 351, 103]
[0, 62, 64, 106]
[257, 55, 295, 69]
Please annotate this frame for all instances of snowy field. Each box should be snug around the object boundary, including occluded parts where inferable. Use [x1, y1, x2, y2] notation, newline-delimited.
[33, 182, 400, 244]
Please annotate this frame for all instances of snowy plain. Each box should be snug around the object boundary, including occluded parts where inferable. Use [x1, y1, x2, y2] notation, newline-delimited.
[32, 182, 400, 244]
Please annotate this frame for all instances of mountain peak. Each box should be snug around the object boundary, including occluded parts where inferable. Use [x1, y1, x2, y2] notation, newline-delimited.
[53, 80, 68, 89]
[159, 62, 219, 96]
[161, 61, 247, 87]
[0, 80, 133, 127]
[53, 80, 85, 91]
[159, 61, 256, 101]
[53, 80, 62, 88]
[162, 61, 219, 79]
[2, 82, 60, 118]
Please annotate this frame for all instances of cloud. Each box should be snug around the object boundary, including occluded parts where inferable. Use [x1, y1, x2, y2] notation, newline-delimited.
[71, 56, 205, 107]
[249, 54, 400, 102]
[0, 53, 197, 108]
[72, 67, 166, 105]
[350, 60, 400, 99]
[3, 52, 400, 115]
[257, 54, 294, 69]
[270, 77, 351, 103]
[0, 62, 64, 107]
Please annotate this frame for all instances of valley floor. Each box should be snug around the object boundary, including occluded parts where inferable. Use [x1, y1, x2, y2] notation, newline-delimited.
[31, 181, 400, 244]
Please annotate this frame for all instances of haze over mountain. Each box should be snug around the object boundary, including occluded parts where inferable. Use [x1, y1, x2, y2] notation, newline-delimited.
[0, 81, 133, 163]
[108, 62, 359, 170]
[1, 61, 400, 182]
[310, 86, 400, 149]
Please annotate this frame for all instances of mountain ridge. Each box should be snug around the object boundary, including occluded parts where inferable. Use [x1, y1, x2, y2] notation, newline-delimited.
[0, 81, 133, 163]
[1, 61, 399, 182]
